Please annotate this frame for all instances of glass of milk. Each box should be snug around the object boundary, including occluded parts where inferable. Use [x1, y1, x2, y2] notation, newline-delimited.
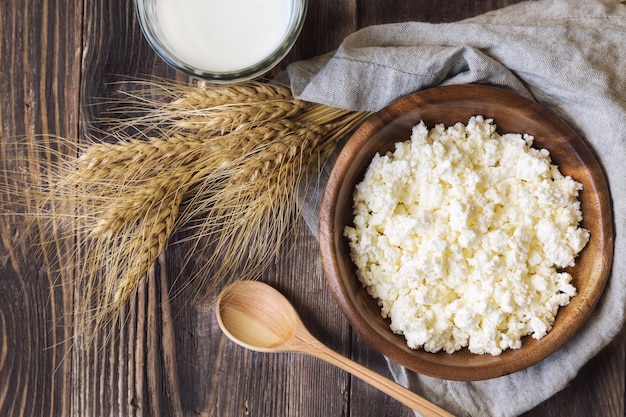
[135, 0, 307, 83]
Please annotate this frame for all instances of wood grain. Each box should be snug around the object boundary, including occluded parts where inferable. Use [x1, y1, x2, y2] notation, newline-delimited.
[0, 0, 623, 416]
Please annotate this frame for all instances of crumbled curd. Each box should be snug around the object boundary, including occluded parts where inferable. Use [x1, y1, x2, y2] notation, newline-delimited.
[344, 116, 589, 355]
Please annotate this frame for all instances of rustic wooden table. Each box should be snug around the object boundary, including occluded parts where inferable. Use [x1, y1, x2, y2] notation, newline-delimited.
[0, 1, 624, 416]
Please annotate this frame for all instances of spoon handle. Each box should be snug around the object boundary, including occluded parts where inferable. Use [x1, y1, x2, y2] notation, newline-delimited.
[299, 335, 454, 417]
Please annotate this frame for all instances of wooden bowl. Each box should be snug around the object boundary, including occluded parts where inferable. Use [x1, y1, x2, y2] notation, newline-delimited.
[319, 84, 613, 381]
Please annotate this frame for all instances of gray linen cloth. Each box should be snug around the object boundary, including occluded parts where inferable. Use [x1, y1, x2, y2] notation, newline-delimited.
[286, 0, 626, 416]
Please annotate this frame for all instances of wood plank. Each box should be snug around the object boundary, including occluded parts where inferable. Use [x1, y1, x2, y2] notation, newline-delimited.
[287, 0, 357, 61]
[72, 1, 186, 416]
[0, 2, 82, 417]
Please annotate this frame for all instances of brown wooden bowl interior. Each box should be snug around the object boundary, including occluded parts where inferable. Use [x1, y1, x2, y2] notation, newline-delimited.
[319, 84, 613, 381]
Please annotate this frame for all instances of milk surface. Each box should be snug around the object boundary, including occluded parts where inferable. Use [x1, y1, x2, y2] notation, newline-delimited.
[156, 0, 292, 72]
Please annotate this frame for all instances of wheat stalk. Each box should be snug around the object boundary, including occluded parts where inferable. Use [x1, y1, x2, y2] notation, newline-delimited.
[98, 80, 304, 139]
[178, 99, 308, 136]
[170, 82, 294, 108]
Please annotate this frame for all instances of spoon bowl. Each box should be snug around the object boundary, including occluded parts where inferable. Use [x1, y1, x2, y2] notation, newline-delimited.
[216, 280, 454, 417]
[217, 280, 299, 352]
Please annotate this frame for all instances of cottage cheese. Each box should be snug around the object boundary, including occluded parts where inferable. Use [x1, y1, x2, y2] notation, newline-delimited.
[344, 116, 589, 355]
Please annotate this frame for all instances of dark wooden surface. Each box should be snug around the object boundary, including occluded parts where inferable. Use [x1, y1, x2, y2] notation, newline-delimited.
[0, 1, 623, 416]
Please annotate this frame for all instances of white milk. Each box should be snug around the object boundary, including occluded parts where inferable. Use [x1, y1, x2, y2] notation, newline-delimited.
[155, 0, 293, 73]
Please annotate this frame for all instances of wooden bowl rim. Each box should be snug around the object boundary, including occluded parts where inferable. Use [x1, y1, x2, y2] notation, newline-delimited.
[319, 84, 614, 381]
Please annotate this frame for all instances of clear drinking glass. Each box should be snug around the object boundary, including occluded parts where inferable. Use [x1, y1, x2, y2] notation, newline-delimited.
[135, 0, 307, 83]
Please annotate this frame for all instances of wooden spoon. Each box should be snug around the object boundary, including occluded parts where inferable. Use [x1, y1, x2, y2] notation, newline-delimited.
[216, 280, 454, 417]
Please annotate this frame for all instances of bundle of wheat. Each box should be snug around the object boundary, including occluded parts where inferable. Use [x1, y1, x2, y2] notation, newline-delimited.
[0, 80, 370, 335]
